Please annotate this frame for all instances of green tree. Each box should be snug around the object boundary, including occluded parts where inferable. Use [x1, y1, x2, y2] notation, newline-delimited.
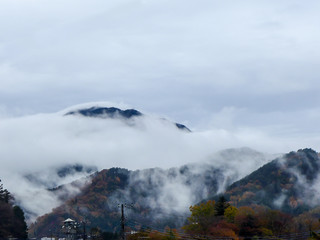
[224, 205, 238, 223]
[183, 200, 216, 234]
[214, 196, 230, 216]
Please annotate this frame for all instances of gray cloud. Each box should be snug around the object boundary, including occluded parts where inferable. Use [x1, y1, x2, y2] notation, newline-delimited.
[0, 103, 277, 220]
[1, 0, 320, 130]
[0, 102, 318, 223]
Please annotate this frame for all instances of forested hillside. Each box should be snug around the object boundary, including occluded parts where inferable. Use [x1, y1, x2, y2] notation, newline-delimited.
[224, 148, 320, 214]
[31, 149, 320, 236]
[0, 179, 28, 239]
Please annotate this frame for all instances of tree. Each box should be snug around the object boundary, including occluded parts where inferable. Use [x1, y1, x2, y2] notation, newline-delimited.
[12, 206, 28, 239]
[224, 205, 238, 223]
[259, 209, 293, 236]
[293, 212, 320, 234]
[234, 207, 261, 238]
[0, 202, 13, 238]
[0, 179, 28, 239]
[215, 196, 230, 216]
[208, 220, 239, 239]
[183, 200, 216, 234]
[0, 179, 10, 203]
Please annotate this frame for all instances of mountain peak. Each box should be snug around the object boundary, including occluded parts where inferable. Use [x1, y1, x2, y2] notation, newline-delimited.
[284, 148, 320, 182]
[225, 148, 320, 214]
[64, 105, 191, 132]
[64, 106, 142, 119]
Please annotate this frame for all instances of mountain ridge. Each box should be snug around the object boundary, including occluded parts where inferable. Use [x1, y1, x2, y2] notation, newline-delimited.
[29, 148, 320, 237]
[64, 106, 191, 132]
[223, 148, 320, 214]
[29, 148, 278, 236]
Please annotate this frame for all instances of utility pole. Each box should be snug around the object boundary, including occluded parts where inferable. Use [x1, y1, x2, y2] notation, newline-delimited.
[119, 203, 133, 240]
[82, 220, 86, 240]
[121, 204, 125, 240]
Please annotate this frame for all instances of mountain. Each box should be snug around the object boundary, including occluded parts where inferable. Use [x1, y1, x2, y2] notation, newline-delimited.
[64, 106, 191, 132]
[4, 103, 203, 227]
[65, 107, 142, 119]
[19, 164, 98, 222]
[29, 168, 129, 237]
[29, 166, 222, 237]
[29, 148, 320, 237]
[223, 148, 320, 214]
[29, 148, 273, 237]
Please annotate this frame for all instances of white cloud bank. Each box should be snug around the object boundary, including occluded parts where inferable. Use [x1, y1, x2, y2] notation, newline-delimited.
[0, 102, 318, 222]
[0, 102, 315, 177]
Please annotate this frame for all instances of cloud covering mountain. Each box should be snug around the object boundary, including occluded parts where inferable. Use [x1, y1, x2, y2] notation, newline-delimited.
[1, 0, 320, 146]
[30, 148, 320, 236]
[30, 147, 274, 235]
[0, 103, 277, 222]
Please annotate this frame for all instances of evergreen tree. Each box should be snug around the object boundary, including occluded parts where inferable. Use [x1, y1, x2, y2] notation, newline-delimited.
[0, 179, 28, 239]
[12, 206, 28, 239]
[0, 201, 13, 238]
[0, 179, 13, 238]
[214, 196, 230, 216]
[0, 179, 10, 203]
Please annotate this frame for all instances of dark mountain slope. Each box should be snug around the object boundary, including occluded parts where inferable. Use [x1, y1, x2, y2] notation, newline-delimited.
[29, 168, 130, 237]
[224, 148, 320, 214]
[32, 148, 320, 237]
[65, 107, 142, 119]
[65, 106, 191, 132]
[29, 163, 228, 237]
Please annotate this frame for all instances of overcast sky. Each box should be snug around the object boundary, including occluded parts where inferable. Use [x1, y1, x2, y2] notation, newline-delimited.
[1, 0, 320, 152]
[2, 1, 320, 218]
